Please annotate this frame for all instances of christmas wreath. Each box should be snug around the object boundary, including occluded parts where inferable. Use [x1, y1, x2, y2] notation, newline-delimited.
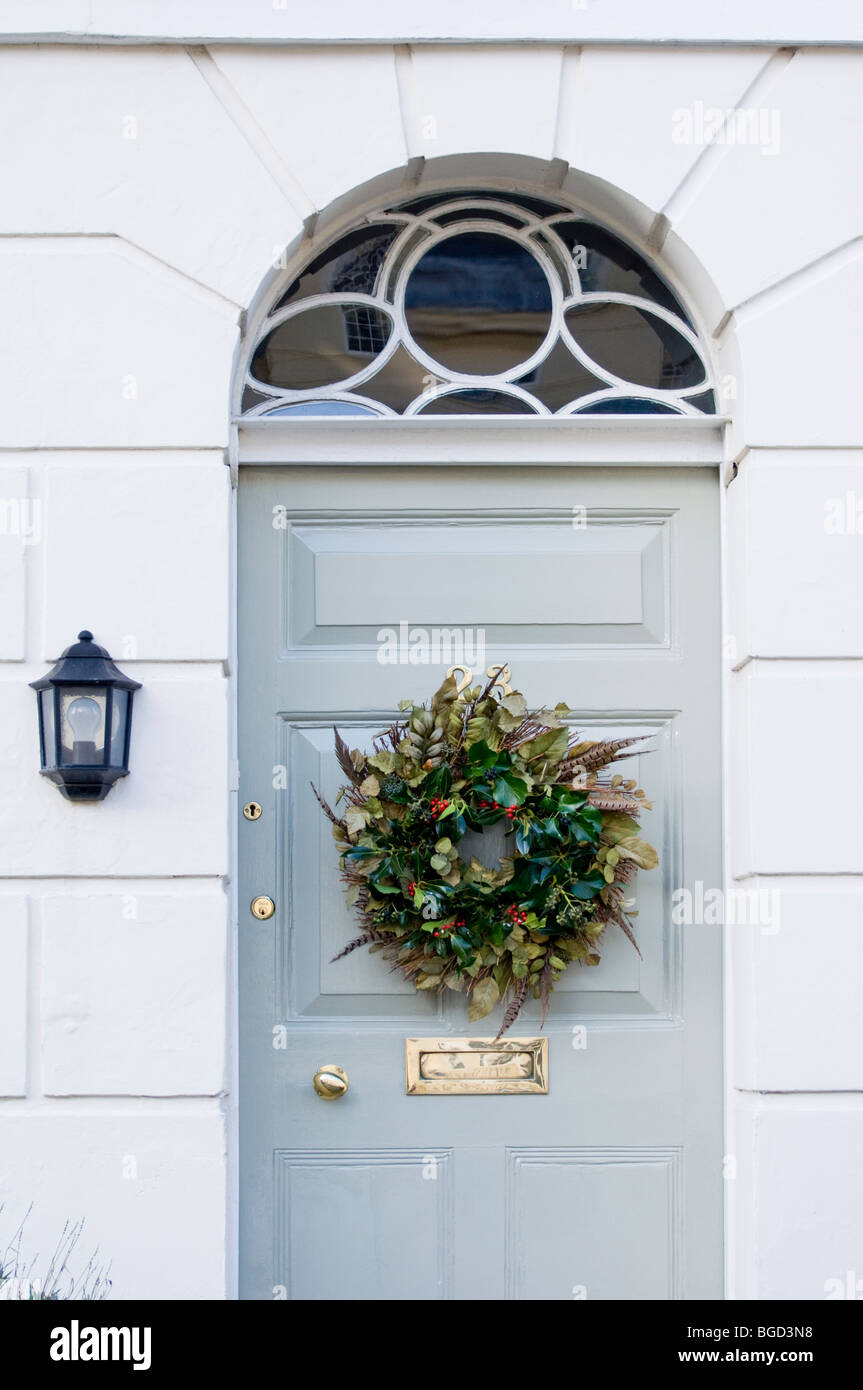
[313, 668, 657, 1037]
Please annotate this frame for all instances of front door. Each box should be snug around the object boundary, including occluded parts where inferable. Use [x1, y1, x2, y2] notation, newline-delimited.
[238, 461, 722, 1300]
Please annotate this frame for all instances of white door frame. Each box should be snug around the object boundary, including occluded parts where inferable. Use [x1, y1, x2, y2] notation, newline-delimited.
[227, 413, 731, 1299]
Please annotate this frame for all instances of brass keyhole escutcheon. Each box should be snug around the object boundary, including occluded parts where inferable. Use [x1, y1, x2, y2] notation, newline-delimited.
[243, 802, 262, 821]
[250, 895, 275, 920]
[313, 1065, 349, 1100]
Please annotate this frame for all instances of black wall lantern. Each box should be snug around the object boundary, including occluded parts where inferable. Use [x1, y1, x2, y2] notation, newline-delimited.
[31, 631, 142, 801]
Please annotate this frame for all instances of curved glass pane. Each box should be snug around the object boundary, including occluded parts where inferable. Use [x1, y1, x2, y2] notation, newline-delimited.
[241, 385, 275, 413]
[415, 389, 536, 416]
[684, 389, 717, 415]
[272, 226, 398, 313]
[516, 339, 607, 413]
[405, 232, 552, 375]
[264, 401, 383, 418]
[251, 305, 392, 390]
[574, 397, 683, 415]
[361, 344, 432, 414]
[565, 302, 704, 391]
[554, 221, 690, 322]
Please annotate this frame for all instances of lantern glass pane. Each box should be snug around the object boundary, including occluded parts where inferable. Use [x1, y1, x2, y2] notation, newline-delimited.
[39, 689, 56, 768]
[109, 689, 129, 768]
[58, 686, 107, 767]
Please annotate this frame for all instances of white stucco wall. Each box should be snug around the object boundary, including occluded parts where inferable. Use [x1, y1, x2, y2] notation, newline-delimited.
[1, 6, 861, 1300]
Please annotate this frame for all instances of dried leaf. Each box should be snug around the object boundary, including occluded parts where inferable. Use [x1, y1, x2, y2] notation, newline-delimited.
[615, 835, 659, 870]
[345, 807, 368, 836]
[467, 975, 500, 1023]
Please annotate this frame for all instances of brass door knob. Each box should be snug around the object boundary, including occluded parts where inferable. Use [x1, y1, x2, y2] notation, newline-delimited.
[313, 1065, 349, 1100]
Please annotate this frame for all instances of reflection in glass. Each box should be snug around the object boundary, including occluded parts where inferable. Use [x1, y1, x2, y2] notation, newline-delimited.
[685, 389, 717, 415]
[517, 339, 607, 414]
[565, 302, 704, 391]
[251, 305, 392, 390]
[405, 233, 552, 375]
[554, 221, 691, 321]
[242, 192, 717, 420]
[574, 397, 683, 415]
[361, 344, 433, 414]
[264, 401, 383, 417]
[39, 689, 57, 765]
[271, 226, 398, 313]
[415, 390, 536, 415]
[110, 689, 129, 766]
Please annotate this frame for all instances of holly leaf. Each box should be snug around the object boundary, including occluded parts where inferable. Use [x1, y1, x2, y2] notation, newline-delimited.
[570, 871, 605, 899]
[467, 975, 500, 1023]
[492, 774, 528, 807]
[424, 765, 453, 799]
[450, 932, 475, 966]
[467, 740, 500, 769]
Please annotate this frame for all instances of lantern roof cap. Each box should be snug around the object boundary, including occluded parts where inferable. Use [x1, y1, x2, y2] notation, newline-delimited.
[29, 630, 142, 691]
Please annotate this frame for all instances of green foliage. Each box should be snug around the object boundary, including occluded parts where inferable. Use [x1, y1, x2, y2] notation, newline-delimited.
[318, 673, 657, 1035]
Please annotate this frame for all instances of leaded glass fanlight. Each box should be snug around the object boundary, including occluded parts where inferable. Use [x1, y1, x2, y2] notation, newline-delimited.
[241, 191, 716, 419]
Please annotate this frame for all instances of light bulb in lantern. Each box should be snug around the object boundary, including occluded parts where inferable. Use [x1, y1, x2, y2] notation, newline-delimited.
[67, 696, 101, 764]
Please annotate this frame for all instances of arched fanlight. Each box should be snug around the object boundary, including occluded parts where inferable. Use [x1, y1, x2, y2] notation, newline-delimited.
[241, 190, 716, 420]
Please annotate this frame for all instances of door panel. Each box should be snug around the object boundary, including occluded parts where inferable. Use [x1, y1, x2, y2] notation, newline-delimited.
[239, 464, 722, 1300]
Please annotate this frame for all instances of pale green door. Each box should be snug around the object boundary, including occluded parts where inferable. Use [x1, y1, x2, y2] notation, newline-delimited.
[238, 462, 722, 1300]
